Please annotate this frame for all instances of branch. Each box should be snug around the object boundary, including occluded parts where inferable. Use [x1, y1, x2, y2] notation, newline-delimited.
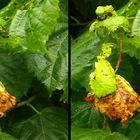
[27, 103, 41, 114]
[16, 94, 38, 108]
[115, 36, 122, 73]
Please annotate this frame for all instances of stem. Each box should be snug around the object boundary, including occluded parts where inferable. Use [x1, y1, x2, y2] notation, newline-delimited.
[71, 16, 80, 24]
[71, 22, 90, 26]
[16, 95, 41, 115]
[27, 103, 41, 114]
[115, 36, 122, 73]
[128, 16, 136, 19]
[16, 94, 38, 108]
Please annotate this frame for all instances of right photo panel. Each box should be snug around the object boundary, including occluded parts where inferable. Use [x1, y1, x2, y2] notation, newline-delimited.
[71, 0, 140, 139]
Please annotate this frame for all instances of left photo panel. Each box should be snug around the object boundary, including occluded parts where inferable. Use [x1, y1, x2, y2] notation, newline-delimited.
[0, 0, 68, 139]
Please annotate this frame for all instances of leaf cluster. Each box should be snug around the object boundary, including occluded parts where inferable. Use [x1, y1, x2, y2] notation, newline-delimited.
[0, 0, 68, 139]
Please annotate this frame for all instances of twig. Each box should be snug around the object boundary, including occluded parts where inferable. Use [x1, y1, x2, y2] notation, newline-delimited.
[70, 16, 90, 26]
[71, 22, 90, 26]
[115, 36, 122, 73]
[27, 103, 41, 114]
[128, 16, 136, 19]
[71, 16, 80, 24]
[16, 94, 38, 108]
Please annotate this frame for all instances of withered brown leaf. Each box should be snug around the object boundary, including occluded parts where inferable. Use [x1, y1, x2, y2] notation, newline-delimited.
[85, 75, 140, 125]
[0, 82, 16, 117]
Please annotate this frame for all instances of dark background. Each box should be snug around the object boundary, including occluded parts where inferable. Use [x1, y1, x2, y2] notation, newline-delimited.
[0, 0, 10, 9]
[71, 0, 129, 38]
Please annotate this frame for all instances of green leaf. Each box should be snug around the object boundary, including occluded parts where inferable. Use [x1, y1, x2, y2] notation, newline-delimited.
[89, 59, 116, 98]
[0, 18, 6, 32]
[89, 16, 129, 32]
[118, 2, 140, 63]
[102, 132, 130, 140]
[72, 101, 104, 128]
[9, 0, 59, 53]
[109, 53, 134, 83]
[121, 8, 140, 64]
[71, 128, 109, 140]
[132, 10, 140, 35]
[0, 131, 17, 140]
[0, 0, 23, 28]
[10, 107, 68, 140]
[95, 5, 116, 17]
[89, 42, 117, 98]
[116, 113, 140, 140]
[25, 0, 68, 101]
[130, 58, 140, 92]
[24, 0, 68, 101]
[117, 0, 140, 16]
[71, 31, 101, 91]
[121, 35, 140, 64]
[0, 51, 32, 100]
[57, 0, 68, 24]
[72, 127, 130, 140]
[25, 29, 68, 101]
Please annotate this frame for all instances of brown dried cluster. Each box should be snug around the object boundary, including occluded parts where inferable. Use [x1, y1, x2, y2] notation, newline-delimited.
[85, 75, 140, 125]
[0, 82, 16, 117]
